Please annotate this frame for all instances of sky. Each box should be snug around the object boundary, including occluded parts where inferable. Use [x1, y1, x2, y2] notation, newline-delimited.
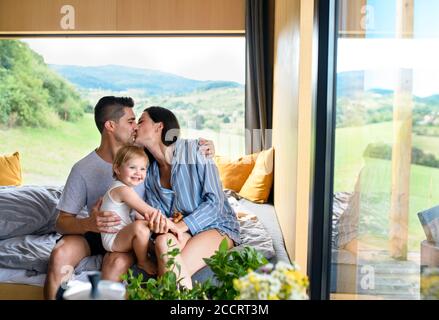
[336, 0, 439, 97]
[21, 2, 439, 98]
[22, 37, 245, 84]
[337, 38, 439, 97]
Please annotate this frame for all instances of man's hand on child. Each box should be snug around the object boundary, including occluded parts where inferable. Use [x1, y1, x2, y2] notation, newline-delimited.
[87, 197, 121, 233]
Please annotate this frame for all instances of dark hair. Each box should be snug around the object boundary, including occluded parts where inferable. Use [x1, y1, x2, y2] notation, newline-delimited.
[94, 96, 134, 133]
[143, 106, 180, 146]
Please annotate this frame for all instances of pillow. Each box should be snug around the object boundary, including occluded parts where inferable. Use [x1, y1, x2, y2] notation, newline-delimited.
[235, 211, 276, 259]
[239, 148, 274, 203]
[0, 152, 22, 186]
[214, 153, 258, 192]
[227, 196, 275, 259]
[418, 206, 439, 244]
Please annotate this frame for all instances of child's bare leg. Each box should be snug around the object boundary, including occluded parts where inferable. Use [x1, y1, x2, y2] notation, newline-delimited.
[112, 220, 157, 275]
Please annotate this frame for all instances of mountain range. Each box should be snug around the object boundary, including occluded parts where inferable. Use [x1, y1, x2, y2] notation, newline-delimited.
[336, 70, 439, 102]
[49, 64, 243, 96]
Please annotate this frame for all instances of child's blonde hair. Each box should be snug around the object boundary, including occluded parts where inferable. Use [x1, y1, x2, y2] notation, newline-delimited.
[113, 145, 149, 179]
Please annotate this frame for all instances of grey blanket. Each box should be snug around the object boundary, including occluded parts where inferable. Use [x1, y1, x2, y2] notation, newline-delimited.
[0, 185, 276, 274]
[0, 185, 63, 240]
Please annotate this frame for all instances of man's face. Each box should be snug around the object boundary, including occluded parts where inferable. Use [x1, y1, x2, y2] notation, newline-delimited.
[113, 107, 137, 145]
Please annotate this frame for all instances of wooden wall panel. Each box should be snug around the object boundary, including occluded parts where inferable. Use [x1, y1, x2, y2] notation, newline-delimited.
[294, 0, 315, 273]
[272, 0, 316, 269]
[338, 0, 367, 38]
[0, 0, 244, 33]
[0, 0, 117, 32]
[272, 0, 301, 261]
[116, 0, 245, 32]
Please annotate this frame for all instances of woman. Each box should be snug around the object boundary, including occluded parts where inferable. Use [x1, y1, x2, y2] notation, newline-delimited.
[135, 106, 240, 289]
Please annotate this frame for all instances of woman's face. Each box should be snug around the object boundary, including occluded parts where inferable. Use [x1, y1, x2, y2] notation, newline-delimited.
[135, 112, 161, 146]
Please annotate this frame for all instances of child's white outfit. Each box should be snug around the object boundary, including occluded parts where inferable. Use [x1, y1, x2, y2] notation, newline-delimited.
[101, 180, 134, 252]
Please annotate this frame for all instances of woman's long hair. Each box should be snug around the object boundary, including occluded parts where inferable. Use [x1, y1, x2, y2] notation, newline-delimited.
[142, 106, 180, 164]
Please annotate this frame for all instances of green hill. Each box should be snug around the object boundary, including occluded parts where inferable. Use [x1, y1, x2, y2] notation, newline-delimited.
[0, 40, 89, 128]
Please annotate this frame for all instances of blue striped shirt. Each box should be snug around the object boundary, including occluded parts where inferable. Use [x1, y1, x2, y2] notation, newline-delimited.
[143, 138, 241, 245]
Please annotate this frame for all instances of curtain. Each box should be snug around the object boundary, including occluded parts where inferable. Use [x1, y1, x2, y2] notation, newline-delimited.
[245, 0, 275, 154]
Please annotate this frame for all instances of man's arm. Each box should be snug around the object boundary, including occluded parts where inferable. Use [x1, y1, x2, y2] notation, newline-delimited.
[55, 198, 121, 234]
[182, 142, 223, 235]
[55, 212, 89, 235]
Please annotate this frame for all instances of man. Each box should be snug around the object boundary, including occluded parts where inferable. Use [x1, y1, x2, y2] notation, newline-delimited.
[43, 96, 214, 299]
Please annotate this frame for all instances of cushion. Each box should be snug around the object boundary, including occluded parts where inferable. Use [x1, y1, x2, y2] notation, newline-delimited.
[239, 148, 274, 203]
[227, 195, 275, 260]
[0, 152, 22, 186]
[418, 205, 439, 244]
[213, 153, 258, 192]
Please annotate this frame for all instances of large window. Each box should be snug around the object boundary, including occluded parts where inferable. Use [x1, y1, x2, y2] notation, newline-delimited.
[0, 37, 245, 186]
[330, 0, 439, 299]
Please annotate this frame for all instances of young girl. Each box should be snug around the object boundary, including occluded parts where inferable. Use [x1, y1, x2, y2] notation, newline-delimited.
[100, 145, 181, 275]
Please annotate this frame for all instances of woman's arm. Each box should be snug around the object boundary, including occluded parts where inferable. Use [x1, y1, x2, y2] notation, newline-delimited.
[181, 142, 225, 235]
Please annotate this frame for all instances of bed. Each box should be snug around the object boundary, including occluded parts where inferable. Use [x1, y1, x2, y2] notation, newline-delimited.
[0, 185, 289, 300]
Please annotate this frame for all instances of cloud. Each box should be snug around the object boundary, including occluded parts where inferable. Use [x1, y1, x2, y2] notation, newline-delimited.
[22, 37, 245, 84]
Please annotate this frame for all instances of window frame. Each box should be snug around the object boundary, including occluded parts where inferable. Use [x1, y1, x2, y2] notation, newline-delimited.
[307, 0, 339, 300]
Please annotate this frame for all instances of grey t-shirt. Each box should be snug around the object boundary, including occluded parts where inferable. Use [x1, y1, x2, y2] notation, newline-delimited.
[56, 150, 145, 217]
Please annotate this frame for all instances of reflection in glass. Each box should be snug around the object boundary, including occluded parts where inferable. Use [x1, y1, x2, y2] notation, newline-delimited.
[331, 0, 439, 300]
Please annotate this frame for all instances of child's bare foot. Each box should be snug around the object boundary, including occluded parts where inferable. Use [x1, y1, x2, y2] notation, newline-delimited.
[138, 260, 157, 276]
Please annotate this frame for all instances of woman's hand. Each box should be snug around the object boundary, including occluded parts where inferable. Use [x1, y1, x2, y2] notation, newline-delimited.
[167, 219, 184, 242]
[148, 209, 169, 234]
[198, 138, 215, 158]
[133, 211, 145, 220]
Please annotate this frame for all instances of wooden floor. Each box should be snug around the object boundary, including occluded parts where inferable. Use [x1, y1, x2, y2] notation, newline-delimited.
[331, 249, 420, 300]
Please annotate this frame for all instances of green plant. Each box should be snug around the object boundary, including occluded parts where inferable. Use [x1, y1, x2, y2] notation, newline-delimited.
[122, 238, 268, 300]
[121, 239, 212, 300]
[203, 239, 268, 300]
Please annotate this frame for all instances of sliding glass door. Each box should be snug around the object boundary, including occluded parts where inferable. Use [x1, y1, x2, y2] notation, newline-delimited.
[330, 0, 439, 300]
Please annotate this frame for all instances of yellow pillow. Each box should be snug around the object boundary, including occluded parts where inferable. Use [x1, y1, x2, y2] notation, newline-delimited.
[214, 153, 258, 192]
[239, 148, 274, 203]
[0, 152, 22, 186]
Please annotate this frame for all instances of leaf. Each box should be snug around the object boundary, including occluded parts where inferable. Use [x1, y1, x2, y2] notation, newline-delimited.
[219, 238, 229, 253]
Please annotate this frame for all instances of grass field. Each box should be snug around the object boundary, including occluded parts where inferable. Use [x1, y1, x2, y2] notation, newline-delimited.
[334, 121, 438, 252]
[0, 114, 100, 185]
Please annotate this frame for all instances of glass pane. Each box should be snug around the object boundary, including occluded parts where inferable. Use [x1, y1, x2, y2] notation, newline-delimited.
[331, 0, 439, 300]
[0, 37, 245, 185]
